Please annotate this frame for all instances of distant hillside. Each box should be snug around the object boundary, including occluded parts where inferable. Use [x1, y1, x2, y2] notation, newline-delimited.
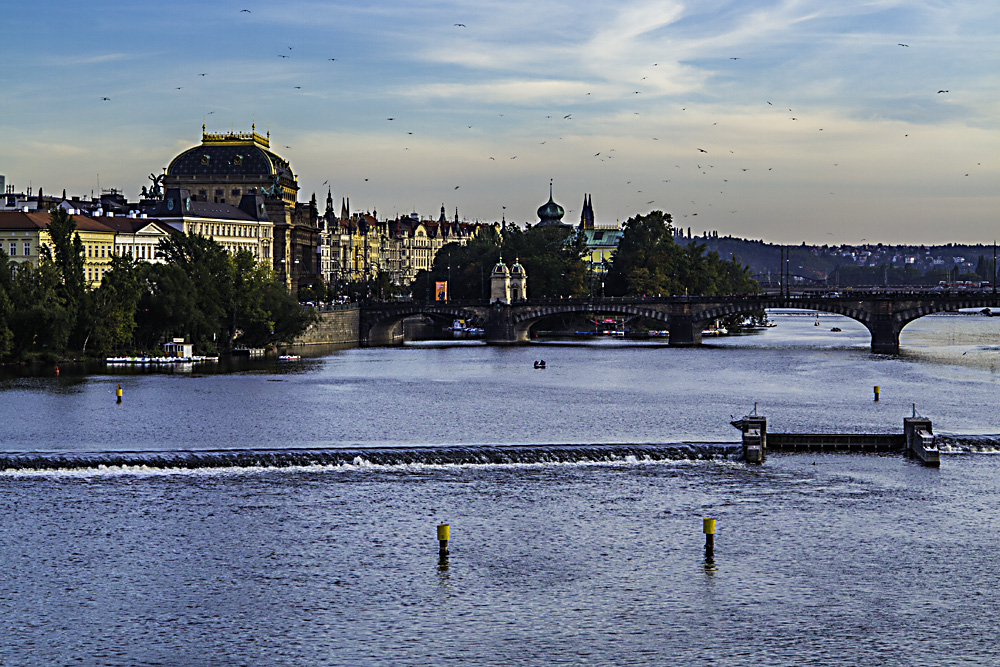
[670, 233, 998, 286]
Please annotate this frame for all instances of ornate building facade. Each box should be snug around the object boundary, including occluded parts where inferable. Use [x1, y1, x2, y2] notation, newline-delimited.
[161, 126, 319, 289]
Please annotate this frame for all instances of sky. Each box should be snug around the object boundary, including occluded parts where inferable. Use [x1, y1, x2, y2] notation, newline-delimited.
[1, 0, 998, 245]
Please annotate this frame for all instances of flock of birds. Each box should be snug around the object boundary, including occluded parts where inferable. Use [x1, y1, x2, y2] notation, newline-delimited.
[93, 15, 982, 226]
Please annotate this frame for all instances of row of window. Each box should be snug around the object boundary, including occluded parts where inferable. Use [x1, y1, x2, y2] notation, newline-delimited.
[87, 244, 112, 258]
[117, 245, 158, 259]
[8, 242, 30, 256]
[191, 222, 267, 238]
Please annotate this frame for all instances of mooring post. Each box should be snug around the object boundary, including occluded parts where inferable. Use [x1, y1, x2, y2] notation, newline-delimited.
[437, 523, 450, 558]
[740, 414, 767, 463]
[903, 414, 939, 467]
[703, 517, 716, 560]
[874, 385, 880, 401]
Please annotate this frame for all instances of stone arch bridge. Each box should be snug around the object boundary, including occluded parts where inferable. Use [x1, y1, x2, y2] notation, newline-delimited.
[360, 292, 1000, 354]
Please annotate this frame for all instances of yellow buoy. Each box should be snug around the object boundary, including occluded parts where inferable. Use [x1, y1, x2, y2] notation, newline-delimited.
[703, 518, 716, 535]
[436, 523, 450, 542]
[874, 385, 880, 402]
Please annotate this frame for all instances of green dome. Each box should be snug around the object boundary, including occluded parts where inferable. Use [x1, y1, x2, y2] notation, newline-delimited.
[536, 182, 565, 226]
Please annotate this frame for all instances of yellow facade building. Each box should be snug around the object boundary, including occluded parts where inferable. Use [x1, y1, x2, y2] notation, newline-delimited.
[0, 210, 117, 287]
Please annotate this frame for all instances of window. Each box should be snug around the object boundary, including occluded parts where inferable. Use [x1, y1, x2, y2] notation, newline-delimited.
[215, 189, 224, 196]
[231, 189, 240, 196]
[87, 245, 92, 258]
[9, 242, 15, 256]
[100, 246, 105, 258]
[24, 242, 30, 256]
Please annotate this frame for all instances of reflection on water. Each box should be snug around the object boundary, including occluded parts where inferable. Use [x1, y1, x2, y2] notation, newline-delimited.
[0, 309, 996, 667]
[1, 310, 1000, 454]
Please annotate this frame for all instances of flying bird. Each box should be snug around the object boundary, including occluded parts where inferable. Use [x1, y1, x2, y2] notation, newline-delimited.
[454, 23, 466, 27]
[729, 57, 740, 60]
[563, 114, 572, 119]
[294, 86, 301, 89]
[279, 54, 289, 58]
[199, 73, 207, 76]
[898, 43, 908, 47]
[328, 58, 336, 61]
[454, 186, 460, 189]
[241, 9, 250, 12]
[101, 97, 110, 101]
[937, 90, 949, 93]
[697, 148, 708, 153]
[387, 117, 394, 120]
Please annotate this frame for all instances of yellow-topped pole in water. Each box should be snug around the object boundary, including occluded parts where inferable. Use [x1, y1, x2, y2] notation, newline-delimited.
[437, 523, 450, 557]
[703, 518, 716, 559]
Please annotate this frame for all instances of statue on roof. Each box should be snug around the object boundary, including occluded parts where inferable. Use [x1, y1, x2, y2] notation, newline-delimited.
[147, 173, 163, 199]
[262, 174, 281, 198]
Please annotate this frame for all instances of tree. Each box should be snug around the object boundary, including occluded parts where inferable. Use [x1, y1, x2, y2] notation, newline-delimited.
[0, 250, 14, 360]
[43, 207, 86, 348]
[422, 222, 589, 300]
[606, 211, 757, 297]
[85, 254, 144, 355]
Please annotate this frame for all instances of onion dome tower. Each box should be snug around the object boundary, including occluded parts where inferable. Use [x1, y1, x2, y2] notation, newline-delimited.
[536, 180, 567, 227]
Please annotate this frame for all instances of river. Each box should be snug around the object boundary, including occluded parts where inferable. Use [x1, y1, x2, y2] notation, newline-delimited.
[1, 310, 999, 665]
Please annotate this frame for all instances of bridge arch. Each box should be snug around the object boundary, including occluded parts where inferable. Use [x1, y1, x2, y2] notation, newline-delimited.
[509, 302, 671, 342]
[360, 303, 487, 346]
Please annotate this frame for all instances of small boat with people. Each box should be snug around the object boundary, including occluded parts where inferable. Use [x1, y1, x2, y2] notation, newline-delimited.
[533, 360, 546, 369]
[278, 355, 301, 361]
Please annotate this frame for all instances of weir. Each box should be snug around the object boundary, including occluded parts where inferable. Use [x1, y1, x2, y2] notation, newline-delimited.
[731, 411, 940, 467]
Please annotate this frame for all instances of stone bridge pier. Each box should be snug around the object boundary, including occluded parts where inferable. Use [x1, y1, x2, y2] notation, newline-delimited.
[866, 301, 902, 355]
[667, 303, 702, 347]
[485, 304, 530, 345]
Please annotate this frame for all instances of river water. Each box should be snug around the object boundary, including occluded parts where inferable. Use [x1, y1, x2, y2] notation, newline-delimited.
[2, 311, 999, 665]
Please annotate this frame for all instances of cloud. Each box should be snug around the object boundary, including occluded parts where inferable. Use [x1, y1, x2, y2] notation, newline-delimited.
[45, 52, 132, 66]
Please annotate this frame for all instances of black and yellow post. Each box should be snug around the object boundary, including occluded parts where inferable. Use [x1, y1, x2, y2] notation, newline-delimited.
[116, 383, 123, 404]
[703, 518, 716, 560]
[874, 385, 880, 402]
[437, 523, 449, 558]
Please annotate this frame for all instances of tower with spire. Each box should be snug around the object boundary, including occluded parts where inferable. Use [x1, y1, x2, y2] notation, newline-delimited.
[579, 194, 595, 230]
